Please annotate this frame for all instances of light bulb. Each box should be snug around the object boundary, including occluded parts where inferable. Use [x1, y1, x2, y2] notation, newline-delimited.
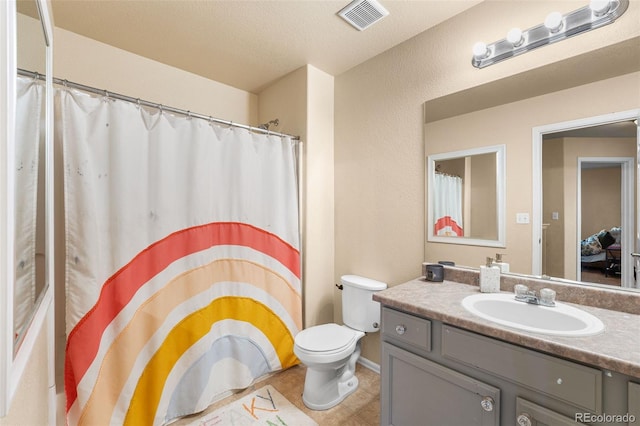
[590, 0, 611, 16]
[544, 11, 563, 33]
[472, 41, 489, 59]
[506, 27, 524, 46]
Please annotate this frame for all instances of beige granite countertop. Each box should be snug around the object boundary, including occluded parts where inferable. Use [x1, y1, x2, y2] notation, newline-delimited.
[373, 278, 640, 379]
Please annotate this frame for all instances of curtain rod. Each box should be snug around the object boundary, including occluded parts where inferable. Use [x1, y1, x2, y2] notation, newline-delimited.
[435, 165, 461, 178]
[17, 68, 300, 141]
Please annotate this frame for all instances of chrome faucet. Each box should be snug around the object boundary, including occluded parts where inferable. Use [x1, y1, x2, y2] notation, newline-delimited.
[516, 290, 540, 304]
[514, 285, 556, 307]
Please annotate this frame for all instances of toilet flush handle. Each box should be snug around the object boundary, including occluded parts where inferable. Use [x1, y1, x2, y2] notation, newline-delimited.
[335, 283, 343, 290]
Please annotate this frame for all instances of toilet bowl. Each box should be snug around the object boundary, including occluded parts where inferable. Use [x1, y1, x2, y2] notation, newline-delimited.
[294, 323, 365, 410]
[293, 275, 387, 410]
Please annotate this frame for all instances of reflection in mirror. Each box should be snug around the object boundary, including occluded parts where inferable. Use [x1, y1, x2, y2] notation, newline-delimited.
[14, 0, 48, 353]
[533, 112, 640, 291]
[1, 0, 53, 417]
[427, 145, 506, 248]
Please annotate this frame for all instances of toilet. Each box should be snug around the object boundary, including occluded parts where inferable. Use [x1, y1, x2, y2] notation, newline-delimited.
[293, 274, 387, 410]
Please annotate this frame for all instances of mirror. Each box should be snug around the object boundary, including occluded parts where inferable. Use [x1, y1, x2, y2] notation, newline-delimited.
[14, 0, 48, 354]
[532, 110, 640, 291]
[427, 145, 506, 248]
[1, 0, 53, 417]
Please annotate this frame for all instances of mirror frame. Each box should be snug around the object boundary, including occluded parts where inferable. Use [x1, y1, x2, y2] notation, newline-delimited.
[532, 109, 640, 290]
[0, 0, 54, 417]
[427, 144, 506, 248]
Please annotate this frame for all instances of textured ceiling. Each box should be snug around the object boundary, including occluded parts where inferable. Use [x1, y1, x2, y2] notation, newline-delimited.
[50, 0, 483, 93]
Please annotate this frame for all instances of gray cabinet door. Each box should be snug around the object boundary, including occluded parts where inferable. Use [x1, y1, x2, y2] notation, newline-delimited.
[382, 342, 500, 426]
[629, 382, 640, 425]
[516, 398, 584, 426]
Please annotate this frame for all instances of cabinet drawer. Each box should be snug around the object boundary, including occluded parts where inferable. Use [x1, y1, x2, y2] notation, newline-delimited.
[516, 397, 584, 425]
[442, 325, 602, 413]
[382, 308, 431, 351]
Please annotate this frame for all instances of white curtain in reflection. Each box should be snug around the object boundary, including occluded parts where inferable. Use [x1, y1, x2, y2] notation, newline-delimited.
[433, 173, 464, 236]
[14, 76, 44, 340]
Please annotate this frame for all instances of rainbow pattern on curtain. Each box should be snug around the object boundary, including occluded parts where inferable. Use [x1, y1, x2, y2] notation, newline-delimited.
[59, 87, 301, 425]
[64, 223, 301, 425]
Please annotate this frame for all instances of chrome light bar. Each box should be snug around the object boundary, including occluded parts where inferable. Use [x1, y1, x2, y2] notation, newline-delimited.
[472, 0, 629, 69]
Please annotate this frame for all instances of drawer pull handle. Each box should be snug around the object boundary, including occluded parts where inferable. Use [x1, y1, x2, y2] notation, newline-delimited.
[517, 413, 532, 426]
[395, 324, 406, 335]
[556, 378, 563, 385]
[480, 396, 494, 412]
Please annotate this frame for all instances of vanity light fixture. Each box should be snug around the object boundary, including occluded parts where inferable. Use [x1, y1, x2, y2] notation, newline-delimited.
[543, 11, 564, 33]
[506, 28, 524, 47]
[472, 0, 629, 69]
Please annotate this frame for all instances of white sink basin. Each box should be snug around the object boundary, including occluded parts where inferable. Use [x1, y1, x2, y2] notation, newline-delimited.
[461, 293, 605, 337]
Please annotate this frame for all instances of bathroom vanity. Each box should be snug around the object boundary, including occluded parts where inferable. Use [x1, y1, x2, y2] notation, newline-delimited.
[374, 277, 640, 426]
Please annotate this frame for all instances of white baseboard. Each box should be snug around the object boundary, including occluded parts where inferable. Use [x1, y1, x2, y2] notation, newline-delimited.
[357, 356, 380, 374]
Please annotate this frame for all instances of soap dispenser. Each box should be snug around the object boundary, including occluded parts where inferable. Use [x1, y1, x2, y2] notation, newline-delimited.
[480, 257, 501, 293]
[492, 253, 510, 273]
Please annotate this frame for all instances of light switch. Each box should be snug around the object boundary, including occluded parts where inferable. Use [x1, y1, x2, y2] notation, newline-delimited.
[516, 213, 530, 224]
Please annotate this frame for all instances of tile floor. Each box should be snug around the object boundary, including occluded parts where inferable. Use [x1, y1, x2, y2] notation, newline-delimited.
[173, 363, 381, 426]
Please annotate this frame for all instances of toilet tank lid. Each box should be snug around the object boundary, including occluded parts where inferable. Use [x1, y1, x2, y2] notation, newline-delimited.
[341, 275, 387, 291]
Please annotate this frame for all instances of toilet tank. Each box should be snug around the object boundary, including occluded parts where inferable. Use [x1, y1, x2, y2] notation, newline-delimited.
[341, 275, 387, 333]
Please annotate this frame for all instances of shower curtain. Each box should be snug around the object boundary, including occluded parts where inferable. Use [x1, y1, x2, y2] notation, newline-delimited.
[14, 76, 44, 341]
[433, 173, 464, 236]
[59, 87, 302, 426]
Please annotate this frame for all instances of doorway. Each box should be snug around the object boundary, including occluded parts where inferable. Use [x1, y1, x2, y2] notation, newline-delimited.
[576, 158, 634, 286]
[532, 109, 640, 289]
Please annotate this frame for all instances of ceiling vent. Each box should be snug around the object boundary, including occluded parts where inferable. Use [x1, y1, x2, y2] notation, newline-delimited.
[338, 0, 389, 31]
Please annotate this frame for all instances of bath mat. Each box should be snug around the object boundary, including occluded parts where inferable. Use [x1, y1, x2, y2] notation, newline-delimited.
[187, 385, 318, 426]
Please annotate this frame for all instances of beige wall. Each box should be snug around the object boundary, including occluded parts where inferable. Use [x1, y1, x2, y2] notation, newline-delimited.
[17, 13, 46, 73]
[582, 167, 621, 238]
[543, 139, 565, 278]
[469, 153, 497, 240]
[304, 66, 336, 327]
[336, 0, 639, 364]
[258, 65, 336, 328]
[54, 28, 258, 125]
[0, 322, 51, 426]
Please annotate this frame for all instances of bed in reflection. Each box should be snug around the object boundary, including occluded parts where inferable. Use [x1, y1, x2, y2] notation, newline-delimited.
[581, 227, 621, 280]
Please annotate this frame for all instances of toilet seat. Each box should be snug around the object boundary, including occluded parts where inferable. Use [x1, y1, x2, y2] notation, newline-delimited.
[295, 323, 358, 352]
[294, 324, 364, 364]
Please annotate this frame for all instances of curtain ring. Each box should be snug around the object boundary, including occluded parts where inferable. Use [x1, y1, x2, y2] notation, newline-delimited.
[136, 98, 141, 109]
[186, 111, 192, 120]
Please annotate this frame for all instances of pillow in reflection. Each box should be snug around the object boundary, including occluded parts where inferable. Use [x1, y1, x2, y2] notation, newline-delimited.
[597, 229, 616, 249]
[581, 234, 602, 256]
